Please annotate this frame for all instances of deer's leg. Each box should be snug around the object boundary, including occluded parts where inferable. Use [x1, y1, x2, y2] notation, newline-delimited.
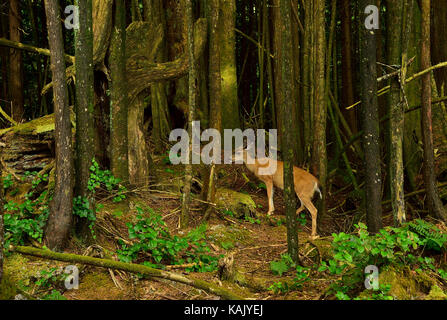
[302, 198, 318, 240]
[296, 204, 305, 215]
[265, 179, 275, 215]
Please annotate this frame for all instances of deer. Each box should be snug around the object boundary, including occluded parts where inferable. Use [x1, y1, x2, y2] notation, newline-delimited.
[233, 146, 322, 240]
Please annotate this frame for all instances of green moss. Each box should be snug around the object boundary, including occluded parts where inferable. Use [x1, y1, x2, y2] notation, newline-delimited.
[426, 285, 447, 300]
[208, 224, 254, 248]
[0, 275, 17, 300]
[215, 188, 257, 219]
[77, 272, 127, 300]
[379, 266, 437, 300]
[0, 114, 55, 136]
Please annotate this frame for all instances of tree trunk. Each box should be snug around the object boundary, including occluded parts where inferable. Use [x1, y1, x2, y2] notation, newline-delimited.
[147, 0, 170, 154]
[420, 0, 446, 221]
[340, 0, 357, 132]
[181, 0, 196, 229]
[301, 0, 312, 161]
[280, 0, 299, 264]
[9, 0, 24, 122]
[272, 0, 282, 151]
[0, 0, 8, 103]
[359, 0, 383, 233]
[386, 0, 405, 225]
[403, 0, 422, 192]
[43, 0, 74, 250]
[109, 0, 129, 183]
[219, 0, 240, 131]
[312, 0, 327, 227]
[203, 0, 222, 221]
[74, 0, 96, 239]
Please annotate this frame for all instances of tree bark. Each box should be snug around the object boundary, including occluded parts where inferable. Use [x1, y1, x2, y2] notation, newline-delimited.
[340, 0, 357, 132]
[43, 0, 74, 250]
[75, 0, 96, 239]
[8, 0, 24, 122]
[279, 0, 299, 264]
[420, 0, 446, 221]
[180, 0, 196, 229]
[312, 0, 327, 226]
[109, 0, 129, 183]
[387, 0, 405, 225]
[219, 0, 240, 131]
[203, 0, 222, 221]
[359, 0, 383, 233]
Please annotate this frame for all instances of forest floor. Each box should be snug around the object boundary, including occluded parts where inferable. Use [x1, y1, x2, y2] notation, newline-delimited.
[3, 154, 447, 300]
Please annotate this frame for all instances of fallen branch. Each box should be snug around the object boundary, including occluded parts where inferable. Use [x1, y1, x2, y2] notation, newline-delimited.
[0, 38, 75, 64]
[10, 245, 245, 300]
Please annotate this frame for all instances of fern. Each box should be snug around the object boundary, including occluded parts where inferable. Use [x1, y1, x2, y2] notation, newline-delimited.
[407, 219, 447, 251]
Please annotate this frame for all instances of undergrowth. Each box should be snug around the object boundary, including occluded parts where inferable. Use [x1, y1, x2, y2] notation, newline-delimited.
[116, 206, 221, 272]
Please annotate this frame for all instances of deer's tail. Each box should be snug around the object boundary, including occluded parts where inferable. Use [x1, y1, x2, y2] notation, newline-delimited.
[314, 182, 322, 199]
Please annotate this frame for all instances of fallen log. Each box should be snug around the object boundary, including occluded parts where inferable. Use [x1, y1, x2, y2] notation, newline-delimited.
[0, 112, 74, 177]
[10, 245, 245, 300]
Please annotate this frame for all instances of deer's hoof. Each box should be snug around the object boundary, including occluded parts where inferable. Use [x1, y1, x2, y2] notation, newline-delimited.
[310, 235, 320, 241]
[267, 211, 274, 216]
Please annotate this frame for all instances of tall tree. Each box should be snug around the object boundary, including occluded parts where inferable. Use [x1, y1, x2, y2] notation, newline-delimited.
[75, 0, 95, 237]
[420, 0, 446, 221]
[43, 0, 74, 250]
[359, 0, 383, 233]
[312, 0, 327, 225]
[145, 0, 171, 154]
[9, 0, 24, 122]
[203, 0, 222, 221]
[219, 0, 240, 131]
[109, 0, 129, 182]
[280, 0, 299, 264]
[387, 0, 405, 225]
[340, 0, 356, 131]
[390, 0, 413, 225]
[180, 0, 196, 229]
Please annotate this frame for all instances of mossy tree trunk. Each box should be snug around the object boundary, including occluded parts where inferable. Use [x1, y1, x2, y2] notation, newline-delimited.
[43, 0, 74, 250]
[420, 0, 446, 221]
[75, 0, 96, 238]
[359, 0, 383, 233]
[403, 0, 422, 192]
[109, 0, 129, 183]
[219, 0, 240, 132]
[203, 0, 222, 220]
